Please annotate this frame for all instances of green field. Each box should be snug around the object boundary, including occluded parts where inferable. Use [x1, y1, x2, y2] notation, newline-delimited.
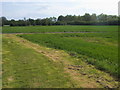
[2, 25, 118, 33]
[2, 25, 119, 88]
[3, 35, 75, 88]
[18, 31, 118, 77]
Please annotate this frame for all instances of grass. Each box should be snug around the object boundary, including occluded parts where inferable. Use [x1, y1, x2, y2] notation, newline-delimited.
[18, 32, 118, 78]
[2, 25, 118, 33]
[2, 25, 119, 88]
[0, 34, 2, 89]
[3, 34, 119, 88]
[2, 35, 76, 88]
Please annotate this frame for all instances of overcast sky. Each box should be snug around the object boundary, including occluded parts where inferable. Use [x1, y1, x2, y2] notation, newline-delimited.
[0, 0, 119, 20]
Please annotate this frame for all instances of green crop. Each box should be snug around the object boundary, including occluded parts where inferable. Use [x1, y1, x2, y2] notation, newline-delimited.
[18, 32, 118, 78]
[2, 25, 118, 33]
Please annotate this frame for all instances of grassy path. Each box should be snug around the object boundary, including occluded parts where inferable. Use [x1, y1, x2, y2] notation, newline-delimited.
[3, 35, 75, 88]
[2, 34, 119, 88]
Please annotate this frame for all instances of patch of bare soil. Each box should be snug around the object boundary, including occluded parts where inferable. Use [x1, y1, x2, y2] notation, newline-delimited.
[7, 76, 14, 82]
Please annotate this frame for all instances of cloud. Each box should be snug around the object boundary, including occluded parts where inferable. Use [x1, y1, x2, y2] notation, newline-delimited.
[1, 0, 79, 2]
[1, 0, 118, 20]
[0, 2, 2, 16]
[118, 1, 120, 15]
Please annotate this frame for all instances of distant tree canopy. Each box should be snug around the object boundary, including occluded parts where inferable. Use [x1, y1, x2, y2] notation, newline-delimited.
[0, 13, 120, 26]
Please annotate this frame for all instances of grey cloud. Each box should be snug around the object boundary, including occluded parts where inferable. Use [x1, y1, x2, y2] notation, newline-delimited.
[118, 1, 120, 15]
[37, 5, 50, 11]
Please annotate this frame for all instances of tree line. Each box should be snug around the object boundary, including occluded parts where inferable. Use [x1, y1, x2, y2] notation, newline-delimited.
[1, 13, 120, 26]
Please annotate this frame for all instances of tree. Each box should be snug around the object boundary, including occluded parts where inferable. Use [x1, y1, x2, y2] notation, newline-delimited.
[10, 19, 15, 26]
[1, 13, 119, 26]
[91, 14, 97, 22]
[82, 13, 91, 21]
[77, 15, 81, 21]
[1, 17, 7, 26]
[28, 18, 35, 26]
[58, 15, 65, 21]
[98, 13, 107, 22]
[0, 17, 2, 26]
[35, 19, 41, 25]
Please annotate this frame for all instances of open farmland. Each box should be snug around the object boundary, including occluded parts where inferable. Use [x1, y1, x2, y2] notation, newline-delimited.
[2, 0, 120, 88]
[18, 32, 118, 77]
[2, 35, 76, 88]
[2, 25, 118, 33]
[2, 25, 119, 88]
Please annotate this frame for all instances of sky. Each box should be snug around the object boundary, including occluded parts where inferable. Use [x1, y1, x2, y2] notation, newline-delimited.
[0, 0, 119, 20]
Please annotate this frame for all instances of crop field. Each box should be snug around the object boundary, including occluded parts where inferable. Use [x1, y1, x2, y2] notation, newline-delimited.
[18, 31, 118, 77]
[2, 25, 119, 88]
[2, 25, 118, 33]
